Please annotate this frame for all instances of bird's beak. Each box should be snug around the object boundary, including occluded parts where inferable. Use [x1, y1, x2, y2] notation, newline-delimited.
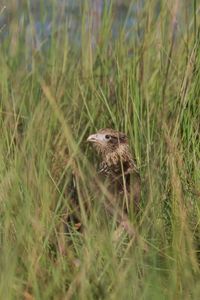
[87, 134, 98, 143]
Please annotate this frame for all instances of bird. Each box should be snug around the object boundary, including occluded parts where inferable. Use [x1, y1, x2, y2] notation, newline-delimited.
[49, 128, 144, 251]
[87, 128, 141, 213]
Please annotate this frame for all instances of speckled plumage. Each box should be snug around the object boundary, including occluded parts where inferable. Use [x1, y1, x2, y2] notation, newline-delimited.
[87, 128, 141, 212]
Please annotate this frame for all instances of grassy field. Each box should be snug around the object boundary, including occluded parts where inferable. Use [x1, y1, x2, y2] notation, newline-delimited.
[0, 1, 200, 299]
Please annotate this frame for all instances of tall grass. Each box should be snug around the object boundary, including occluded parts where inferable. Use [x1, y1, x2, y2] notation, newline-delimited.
[0, 1, 199, 299]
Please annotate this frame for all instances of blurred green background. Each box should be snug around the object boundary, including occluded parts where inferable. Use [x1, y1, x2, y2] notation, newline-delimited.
[0, 1, 199, 299]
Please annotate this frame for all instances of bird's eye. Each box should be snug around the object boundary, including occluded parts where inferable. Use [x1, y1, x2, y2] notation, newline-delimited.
[105, 135, 111, 140]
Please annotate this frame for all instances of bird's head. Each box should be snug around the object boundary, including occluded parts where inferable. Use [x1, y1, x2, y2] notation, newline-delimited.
[87, 128, 129, 159]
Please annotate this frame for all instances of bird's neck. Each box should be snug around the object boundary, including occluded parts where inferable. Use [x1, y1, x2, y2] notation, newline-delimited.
[99, 144, 135, 176]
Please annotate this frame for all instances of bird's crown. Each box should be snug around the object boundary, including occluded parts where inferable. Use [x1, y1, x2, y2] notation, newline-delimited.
[87, 128, 128, 145]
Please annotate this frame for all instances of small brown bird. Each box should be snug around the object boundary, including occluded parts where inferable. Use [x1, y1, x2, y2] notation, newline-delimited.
[87, 128, 141, 213]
